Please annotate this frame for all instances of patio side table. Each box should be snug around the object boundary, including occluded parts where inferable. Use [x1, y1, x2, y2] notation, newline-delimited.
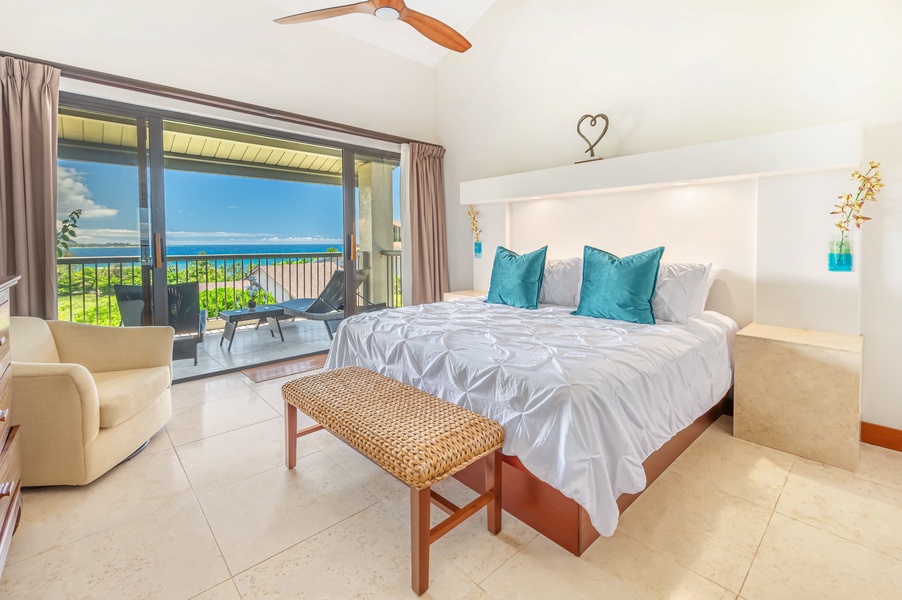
[219, 305, 286, 351]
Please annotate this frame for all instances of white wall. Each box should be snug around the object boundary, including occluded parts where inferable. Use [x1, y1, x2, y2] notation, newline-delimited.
[436, 0, 902, 427]
[2, 0, 437, 142]
[436, 0, 902, 291]
[756, 172, 861, 336]
[509, 181, 758, 327]
[861, 125, 902, 428]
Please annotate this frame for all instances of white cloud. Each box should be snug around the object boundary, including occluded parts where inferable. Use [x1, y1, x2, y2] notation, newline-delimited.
[57, 167, 119, 219]
[72, 228, 139, 243]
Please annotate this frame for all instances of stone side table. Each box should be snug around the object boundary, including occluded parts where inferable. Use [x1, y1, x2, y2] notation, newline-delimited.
[734, 323, 863, 471]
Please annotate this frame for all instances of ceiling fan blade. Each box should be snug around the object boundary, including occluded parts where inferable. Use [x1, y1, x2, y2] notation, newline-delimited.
[275, 1, 375, 25]
[399, 8, 472, 53]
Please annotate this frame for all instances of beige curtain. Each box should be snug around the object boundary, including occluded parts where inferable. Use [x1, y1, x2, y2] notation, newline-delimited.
[0, 56, 60, 318]
[409, 142, 450, 305]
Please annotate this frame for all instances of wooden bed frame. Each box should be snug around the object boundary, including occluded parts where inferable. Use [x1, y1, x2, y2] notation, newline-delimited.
[452, 396, 729, 556]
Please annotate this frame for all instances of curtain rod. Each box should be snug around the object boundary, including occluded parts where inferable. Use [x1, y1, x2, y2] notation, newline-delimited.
[1, 51, 424, 146]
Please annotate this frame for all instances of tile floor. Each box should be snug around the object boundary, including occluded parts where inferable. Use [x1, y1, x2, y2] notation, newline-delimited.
[2, 373, 902, 599]
[172, 319, 332, 380]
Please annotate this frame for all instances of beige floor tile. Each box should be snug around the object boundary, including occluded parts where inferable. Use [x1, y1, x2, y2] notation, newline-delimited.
[462, 587, 494, 600]
[171, 373, 255, 409]
[176, 417, 318, 495]
[856, 442, 902, 493]
[481, 531, 734, 600]
[381, 477, 539, 584]
[166, 390, 279, 446]
[741, 513, 902, 600]
[191, 579, 242, 600]
[312, 430, 409, 499]
[669, 416, 795, 510]
[0, 495, 229, 600]
[617, 469, 771, 593]
[252, 370, 327, 416]
[198, 451, 378, 574]
[8, 448, 192, 564]
[143, 426, 174, 456]
[775, 457, 902, 560]
[234, 501, 477, 599]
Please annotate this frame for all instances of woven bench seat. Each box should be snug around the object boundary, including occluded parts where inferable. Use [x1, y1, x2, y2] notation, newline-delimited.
[282, 366, 504, 595]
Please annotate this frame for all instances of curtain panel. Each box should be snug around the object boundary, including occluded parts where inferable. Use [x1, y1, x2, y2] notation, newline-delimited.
[0, 56, 60, 318]
[408, 142, 450, 305]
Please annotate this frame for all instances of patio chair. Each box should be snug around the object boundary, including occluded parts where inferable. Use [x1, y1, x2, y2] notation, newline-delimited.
[279, 268, 386, 340]
[113, 283, 206, 365]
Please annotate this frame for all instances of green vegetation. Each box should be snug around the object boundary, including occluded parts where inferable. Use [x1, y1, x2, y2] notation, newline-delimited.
[58, 259, 283, 326]
[56, 209, 82, 258]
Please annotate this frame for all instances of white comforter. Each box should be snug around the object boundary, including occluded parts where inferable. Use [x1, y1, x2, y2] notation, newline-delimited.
[325, 299, 737, 535]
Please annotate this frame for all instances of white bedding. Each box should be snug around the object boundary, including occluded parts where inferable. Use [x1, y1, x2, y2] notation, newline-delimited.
[324, 298, 737, 536]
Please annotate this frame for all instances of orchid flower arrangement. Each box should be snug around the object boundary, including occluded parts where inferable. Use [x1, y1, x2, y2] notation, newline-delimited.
[468, 205, 482, 242]
[245, 274, 262, 299]
[831, 161, 884, 247]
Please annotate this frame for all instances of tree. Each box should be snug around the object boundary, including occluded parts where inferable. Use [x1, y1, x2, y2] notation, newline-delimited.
[56, 209, 82, 258]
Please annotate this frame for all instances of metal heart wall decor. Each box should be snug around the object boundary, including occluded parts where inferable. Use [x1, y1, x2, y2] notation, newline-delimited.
[577, 113, 610, 160]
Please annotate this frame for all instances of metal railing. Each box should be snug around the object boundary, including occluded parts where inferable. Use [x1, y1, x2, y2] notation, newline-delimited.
[57, 252, 345, 327]
[381, 250, 402, 308]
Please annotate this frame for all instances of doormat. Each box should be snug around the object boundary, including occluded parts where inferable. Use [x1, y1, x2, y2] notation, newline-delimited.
[242, 353, 328, 383]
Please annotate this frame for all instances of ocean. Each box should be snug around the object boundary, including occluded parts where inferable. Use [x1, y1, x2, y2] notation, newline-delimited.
[69, 244, 343, 258]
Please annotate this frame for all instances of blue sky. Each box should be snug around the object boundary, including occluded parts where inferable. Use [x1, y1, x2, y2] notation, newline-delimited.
[58, 159, 400, 245]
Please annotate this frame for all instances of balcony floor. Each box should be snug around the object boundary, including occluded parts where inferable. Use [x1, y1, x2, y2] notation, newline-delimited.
[172, 318, 332, 381]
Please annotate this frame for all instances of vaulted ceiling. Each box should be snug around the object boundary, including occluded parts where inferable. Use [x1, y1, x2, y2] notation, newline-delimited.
[261, 0, 497, 67]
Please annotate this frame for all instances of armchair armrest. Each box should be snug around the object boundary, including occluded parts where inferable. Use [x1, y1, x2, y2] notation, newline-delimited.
[10, 361, 101, 446]
[47, 321, 174, 374]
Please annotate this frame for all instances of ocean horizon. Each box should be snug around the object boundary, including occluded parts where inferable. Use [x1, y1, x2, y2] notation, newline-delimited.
[69, 243, 344, 258]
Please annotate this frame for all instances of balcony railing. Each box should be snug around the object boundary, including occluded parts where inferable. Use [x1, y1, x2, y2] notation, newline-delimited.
[57, 250, 401, 327]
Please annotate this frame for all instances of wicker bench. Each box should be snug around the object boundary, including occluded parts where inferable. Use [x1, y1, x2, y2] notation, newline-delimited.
[282, 367, 505, 596]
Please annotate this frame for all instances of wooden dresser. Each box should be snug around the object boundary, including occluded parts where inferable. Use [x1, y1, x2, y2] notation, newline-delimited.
[0, 275, 22, 579]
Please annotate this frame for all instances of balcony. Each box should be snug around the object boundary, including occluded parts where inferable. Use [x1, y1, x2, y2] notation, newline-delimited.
[57, 250, 402, 379]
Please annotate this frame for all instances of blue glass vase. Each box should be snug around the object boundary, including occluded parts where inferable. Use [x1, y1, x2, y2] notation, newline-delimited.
[474, 241, 483, 259]
[828, 238, 853, 272]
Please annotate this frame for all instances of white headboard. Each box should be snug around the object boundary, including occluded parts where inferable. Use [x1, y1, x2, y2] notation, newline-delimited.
[508, 180, 758, 327]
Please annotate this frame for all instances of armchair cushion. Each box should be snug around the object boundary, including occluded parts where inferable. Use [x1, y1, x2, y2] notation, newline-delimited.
[10, 316, 60, 364]
[93, 366, 172, 429]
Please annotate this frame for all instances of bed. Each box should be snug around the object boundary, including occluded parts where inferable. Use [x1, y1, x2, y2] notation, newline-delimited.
[324, 296, 737, 553]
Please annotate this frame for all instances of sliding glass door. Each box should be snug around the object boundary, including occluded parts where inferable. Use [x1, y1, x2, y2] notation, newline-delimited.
[56, 107, 155, 329]
[56, 93, 402, 381]
[345, 154, 402, 317]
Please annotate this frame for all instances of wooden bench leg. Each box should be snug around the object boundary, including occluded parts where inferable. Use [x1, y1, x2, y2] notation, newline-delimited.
[410, 486, 431, 596]
[285, 402, 297, 469]
[486, 449, 502, 535]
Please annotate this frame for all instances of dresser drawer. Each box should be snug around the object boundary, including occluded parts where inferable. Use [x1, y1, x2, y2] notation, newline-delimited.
[0, 367, 10, 450]
[0, 425, 21, 529]
[0, 298, 8, 372]
[0, 365, 13, 448]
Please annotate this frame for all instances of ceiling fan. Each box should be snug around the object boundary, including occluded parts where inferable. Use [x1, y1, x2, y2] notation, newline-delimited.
[275, 1, 472, 53]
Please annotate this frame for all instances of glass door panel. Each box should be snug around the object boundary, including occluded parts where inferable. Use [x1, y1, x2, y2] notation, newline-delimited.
[56, 107, 153, 328]
[160, 119, 344, 377]
[348, 154, 402, 315]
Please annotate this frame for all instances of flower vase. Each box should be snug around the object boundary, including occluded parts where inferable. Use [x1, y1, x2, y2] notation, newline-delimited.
[828, 237, 853, 272]
[247, 298, 257, 310]
[474, 241, 483, 259]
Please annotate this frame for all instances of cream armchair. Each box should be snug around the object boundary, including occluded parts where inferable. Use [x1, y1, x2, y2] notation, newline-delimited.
[9, 317, 174, 486]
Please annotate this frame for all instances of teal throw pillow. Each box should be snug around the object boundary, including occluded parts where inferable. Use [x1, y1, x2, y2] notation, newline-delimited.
[572, 246, 665, 325]
[486, 246, 548, 310]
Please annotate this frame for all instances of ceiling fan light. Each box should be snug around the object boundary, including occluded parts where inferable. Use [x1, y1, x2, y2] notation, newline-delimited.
[374, 7, 400, 21]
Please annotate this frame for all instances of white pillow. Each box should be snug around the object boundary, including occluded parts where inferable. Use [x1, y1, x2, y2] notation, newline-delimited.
[689, 264, 717, 315]
[539, 257, 582, 307]
[652, 263, 709, 323]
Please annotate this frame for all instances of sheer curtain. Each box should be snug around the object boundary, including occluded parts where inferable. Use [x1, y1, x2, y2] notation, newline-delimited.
[408, 142, 450, 305]
[0, 56, 60, 318]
